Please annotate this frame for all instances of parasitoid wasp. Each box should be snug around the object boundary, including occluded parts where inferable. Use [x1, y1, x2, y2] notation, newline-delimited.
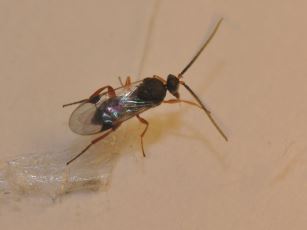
[63, 18, 228, 165]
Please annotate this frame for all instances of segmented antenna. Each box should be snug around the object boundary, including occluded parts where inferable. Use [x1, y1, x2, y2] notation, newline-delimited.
[178, 18, 228, 141]
[178, 18, 223, 78]
[181, 82, 228, 141]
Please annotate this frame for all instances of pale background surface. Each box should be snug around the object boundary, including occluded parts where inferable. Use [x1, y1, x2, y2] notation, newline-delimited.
[1, 0, 307, 229]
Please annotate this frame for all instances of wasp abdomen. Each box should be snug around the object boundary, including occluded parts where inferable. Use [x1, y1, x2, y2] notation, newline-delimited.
[92, 97, 122, 131]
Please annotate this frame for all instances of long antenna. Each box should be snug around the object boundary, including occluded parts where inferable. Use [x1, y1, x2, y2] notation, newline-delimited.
[178, 18, 223, 78]
[181, 82, 228, 141]
[178, 18, 228, 141]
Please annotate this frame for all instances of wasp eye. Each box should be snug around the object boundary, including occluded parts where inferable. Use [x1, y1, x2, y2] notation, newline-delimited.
[167, 74, 179, 97]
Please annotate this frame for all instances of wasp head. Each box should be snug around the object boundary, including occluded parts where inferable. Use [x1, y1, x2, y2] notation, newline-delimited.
[166, 74, 180, 98]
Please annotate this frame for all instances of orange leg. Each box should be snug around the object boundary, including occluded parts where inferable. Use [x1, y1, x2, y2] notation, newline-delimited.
[118, 76, 132, 87]
[66, 126, 120, 165]
[123, 76, 132, 91]
[124, 76, 131, 87]
[163, 99, 204, 111]
[63, 85, 116, 107]
[136, 114, 149, 157]
[89, 85, 115, 101]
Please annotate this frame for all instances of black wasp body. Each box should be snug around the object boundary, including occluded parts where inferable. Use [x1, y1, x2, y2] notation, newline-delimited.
[68, 76, 177, 135]
[64, 19, 227, 165]
[95, 78, 166, 131]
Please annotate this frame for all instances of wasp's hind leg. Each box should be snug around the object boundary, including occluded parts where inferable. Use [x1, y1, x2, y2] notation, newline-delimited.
[66, 125, 120, 165]
[88, 85, 116, 103]
[136, 114, 149, 157]
[63, 85, 116, 107]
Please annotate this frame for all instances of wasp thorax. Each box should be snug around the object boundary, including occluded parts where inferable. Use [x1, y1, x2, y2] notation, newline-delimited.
[167, 74, 180, 98]
[137, 78, 167, 103]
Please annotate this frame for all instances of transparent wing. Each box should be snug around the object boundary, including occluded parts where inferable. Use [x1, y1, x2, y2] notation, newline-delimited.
[69, 81, 157, 135]
[69, 102, 102, 135]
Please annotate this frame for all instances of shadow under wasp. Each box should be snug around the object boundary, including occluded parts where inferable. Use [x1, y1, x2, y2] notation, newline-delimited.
[63, 18, 228, 165]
